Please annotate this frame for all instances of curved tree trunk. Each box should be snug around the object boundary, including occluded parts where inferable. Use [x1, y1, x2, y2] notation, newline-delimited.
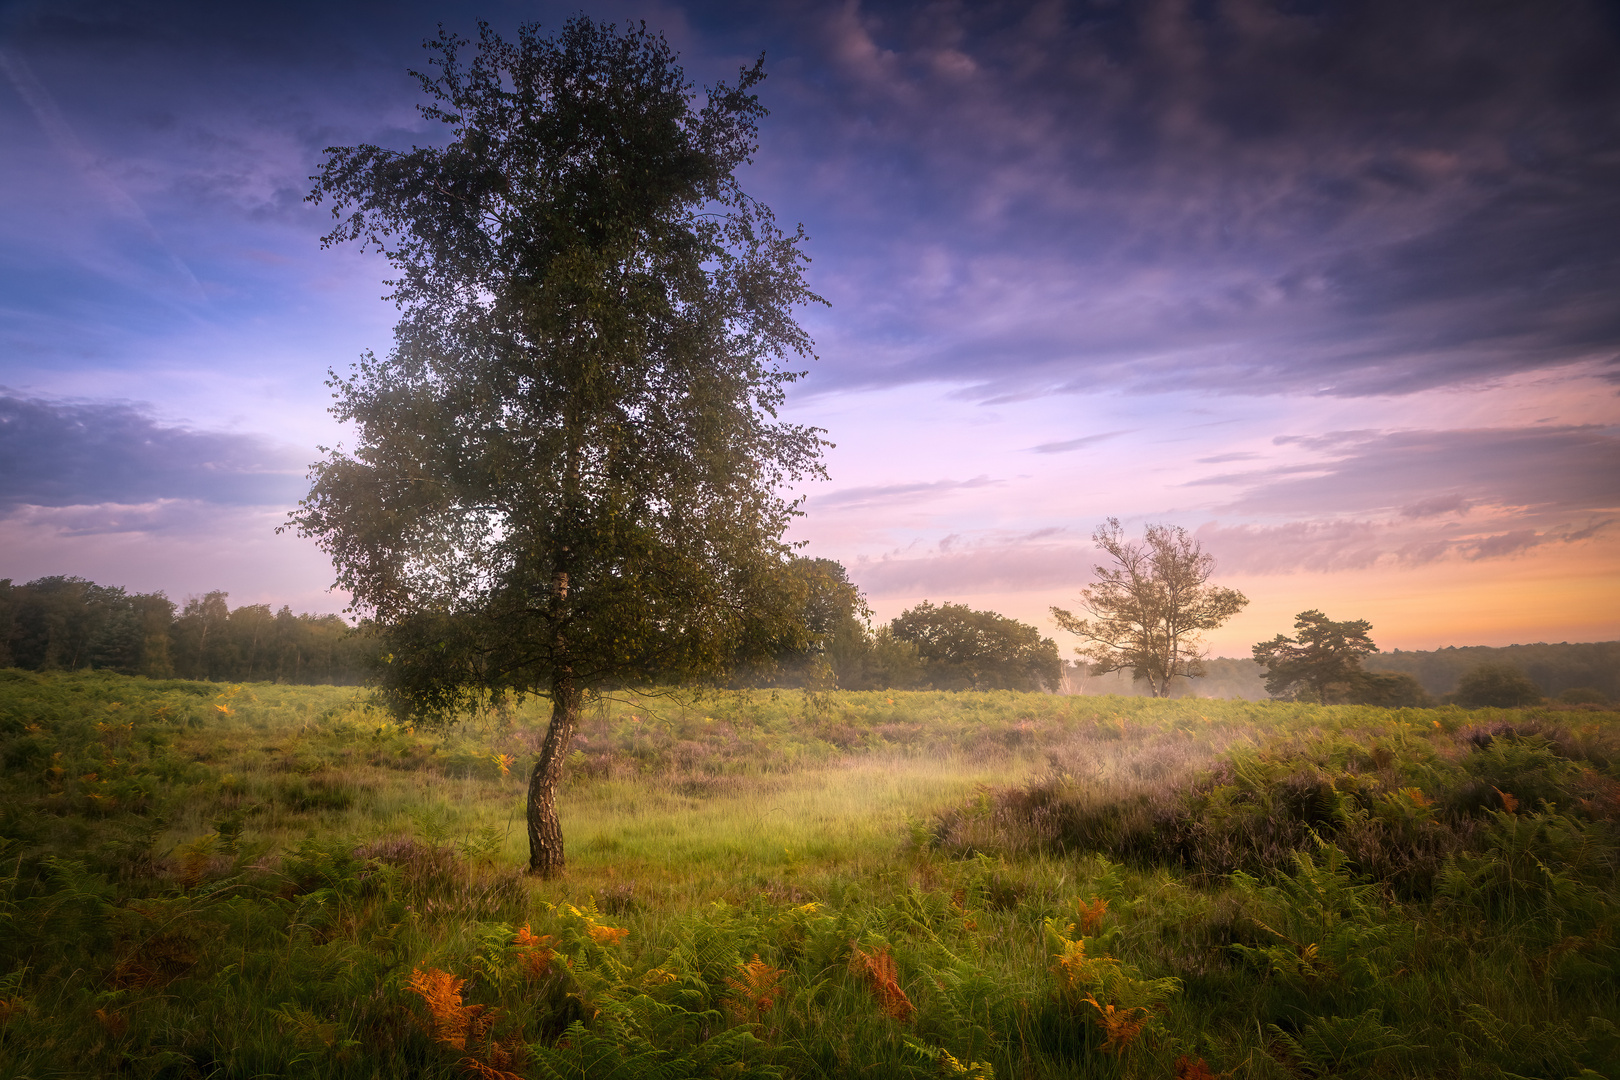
[527, 671, 579, 877]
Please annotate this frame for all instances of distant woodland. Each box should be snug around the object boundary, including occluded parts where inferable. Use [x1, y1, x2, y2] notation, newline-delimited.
[2, 574, 1613, 700]
[0, 576, 372, 684]
[1073, 646, 1620, 702]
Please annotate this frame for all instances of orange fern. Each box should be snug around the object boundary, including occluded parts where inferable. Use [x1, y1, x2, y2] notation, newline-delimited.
[1083, 994, 1149, 1054]
[1493, 787, 1520, 813]
[586, 922, 629, 947]
[407, 967, 497, 1051]
[512, 925, 555, 979]
[1397, 787, 1433, 810]
[459, 1056, 522, 1080]
[1076, 896, 1109, 935]
[94, 1007, 128, 1039]
[726, 955, 786, 1022]
[1175, 1055, 1227, 1079]
[1051, 934, 1118, 998]
[850, 944, 914, 1023]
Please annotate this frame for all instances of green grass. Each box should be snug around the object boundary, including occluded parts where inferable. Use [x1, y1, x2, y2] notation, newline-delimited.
[1, 668, 1617, 1079]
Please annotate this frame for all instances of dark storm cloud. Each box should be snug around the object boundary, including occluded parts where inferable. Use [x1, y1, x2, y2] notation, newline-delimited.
[756, 0, 1620, 398]
[0, 393, 304, 510]
[5, 0, 1620, 401]
[1191, 426, 1620, 516]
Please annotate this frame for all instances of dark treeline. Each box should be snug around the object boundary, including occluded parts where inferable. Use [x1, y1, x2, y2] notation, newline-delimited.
[1089, 646, 1619, 703]
[0, 576, 375, 684]
[1365, 641, 1620, 701]
[7, 570, 1613, 701]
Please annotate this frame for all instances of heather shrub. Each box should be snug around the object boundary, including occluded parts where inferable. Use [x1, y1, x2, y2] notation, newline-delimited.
[1, 672, 1616, 1079]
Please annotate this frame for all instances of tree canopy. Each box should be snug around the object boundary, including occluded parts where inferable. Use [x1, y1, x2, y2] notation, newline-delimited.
[1051, 519, 1248, 697]
[1252, 610, 1379, 703]
[0, 577, 369, 684]
[889, 601, 1061, 692]
[1454, 662, 1543, 708]
[290, 18, 825, 876]
[753, 557, 869, 689]
[1252, 610, 1437, 706]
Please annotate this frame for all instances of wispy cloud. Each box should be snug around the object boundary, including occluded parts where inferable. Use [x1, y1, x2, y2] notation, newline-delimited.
[1031, 429, 1133, 454]
[1192, 426, 1620, 517]
[1196, 514, 1617, 575]
[0, 45, 205, 303]
[810, 474, 1003, 511]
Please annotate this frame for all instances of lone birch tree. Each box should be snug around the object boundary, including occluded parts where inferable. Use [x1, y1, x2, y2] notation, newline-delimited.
[288, 18, 826, 876]
[1050, 519, 1247, 697]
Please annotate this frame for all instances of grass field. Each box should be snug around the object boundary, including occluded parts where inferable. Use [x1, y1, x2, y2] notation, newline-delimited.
[1, 669, 1616, 1079]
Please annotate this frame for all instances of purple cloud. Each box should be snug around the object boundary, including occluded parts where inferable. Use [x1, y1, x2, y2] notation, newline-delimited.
[0, 393, 304, 512]
[1192, 426, 1620, 517]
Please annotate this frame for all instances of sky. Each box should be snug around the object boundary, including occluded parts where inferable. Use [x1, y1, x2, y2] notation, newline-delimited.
[1, 0, 1618, 657]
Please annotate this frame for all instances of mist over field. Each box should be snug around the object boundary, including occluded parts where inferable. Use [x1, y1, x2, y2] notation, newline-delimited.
[3, 3, 1620, 1077]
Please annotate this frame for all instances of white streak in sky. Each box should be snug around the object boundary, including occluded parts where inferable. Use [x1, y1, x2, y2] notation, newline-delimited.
[0, 45, 206, 304]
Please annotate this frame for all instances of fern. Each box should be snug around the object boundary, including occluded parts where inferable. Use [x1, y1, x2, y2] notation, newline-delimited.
[850, 942, 915, 1023]
[527, 1020, 679, 1080]
[903, 1035, 995, 1078]
[1266, 1009, 1420, 1077]
[725, 955, 786, 1023]
[1229, 844, 1402, 994]
[918, 962, 1001, 1063]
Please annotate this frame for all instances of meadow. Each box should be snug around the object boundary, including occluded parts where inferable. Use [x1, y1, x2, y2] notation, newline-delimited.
[0, 669, 1616, 1079]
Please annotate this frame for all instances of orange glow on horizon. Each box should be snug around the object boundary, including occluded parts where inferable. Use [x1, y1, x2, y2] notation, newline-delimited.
[863, 538, 1620, 656]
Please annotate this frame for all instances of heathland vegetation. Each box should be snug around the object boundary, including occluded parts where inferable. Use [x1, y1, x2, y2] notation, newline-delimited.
[2, 669, 1617, 1078]
[5, 20, 1615, 1074]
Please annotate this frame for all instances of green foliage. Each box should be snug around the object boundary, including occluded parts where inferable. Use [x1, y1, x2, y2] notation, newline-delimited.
[889, 602, 1061, 692]
[1351, 670, 1432, 708]
[1266, 1009, 1421, 1078]
[1229, 845, 1408, 999]
[0, 576, 375, 683]
[1455, 661, 1545, 708]
[1, 670, 1617, 1078]
[1252, 609, 1379, 703]
[1367, 640, 1620, 700]
[752, 558, 871, 691]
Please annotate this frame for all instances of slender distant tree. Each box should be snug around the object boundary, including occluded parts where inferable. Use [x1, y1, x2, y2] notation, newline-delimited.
[1051, 519, 1248, 697]
[171, 591, 232, 681]
[1252, 610, 1380, 703]
[289, 18, 825, 876]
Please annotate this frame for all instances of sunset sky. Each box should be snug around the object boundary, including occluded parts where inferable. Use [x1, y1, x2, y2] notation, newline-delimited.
[2, 0, 1617, 656]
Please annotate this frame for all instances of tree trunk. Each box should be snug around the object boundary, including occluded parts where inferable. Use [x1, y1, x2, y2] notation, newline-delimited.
[527, 671, 579, 877]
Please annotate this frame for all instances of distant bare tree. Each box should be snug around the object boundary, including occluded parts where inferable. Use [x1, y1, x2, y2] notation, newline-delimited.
[1051, 519, 1248, 698]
